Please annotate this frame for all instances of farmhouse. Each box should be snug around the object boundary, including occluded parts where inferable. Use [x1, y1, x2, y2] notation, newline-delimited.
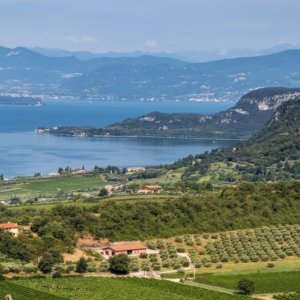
[138, 185, 163, 194]
[105, 184, 124, 194]
[126, 167, 146, 174]
[0, 222, 19, 237]
[100, 243, 147, 257]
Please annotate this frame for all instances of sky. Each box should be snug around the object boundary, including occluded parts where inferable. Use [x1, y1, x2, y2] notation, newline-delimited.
[0, 0, 299, 54]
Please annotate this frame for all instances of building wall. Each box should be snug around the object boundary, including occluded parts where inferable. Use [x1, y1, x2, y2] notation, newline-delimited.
[101, 248, 146, 256]
[6, 228, 19, 237]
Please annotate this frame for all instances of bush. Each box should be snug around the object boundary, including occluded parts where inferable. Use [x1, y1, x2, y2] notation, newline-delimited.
[23, 265, 38, 274]
[216, 264, 223, 269]
[99, 261, 109, 272]
[177, 247, 185, 253]
[267, 262, 275, 268]
[186, 240, 194, 246]
[146, 242, 156, 250]
[175, 236, 183, 243]
[139, 253, 148, 259]
[52, 271, 62, 278]
[76, 257, 88, 273]
[237, 279, 255, 295]
[109, 254, 130, 275]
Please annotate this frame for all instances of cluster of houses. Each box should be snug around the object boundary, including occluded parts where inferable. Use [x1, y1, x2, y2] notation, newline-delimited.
[0, 222, 19, 237]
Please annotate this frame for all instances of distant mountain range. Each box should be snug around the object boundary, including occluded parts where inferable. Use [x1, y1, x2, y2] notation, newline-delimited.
[46, 88, 300, 139]
[31, 43, 300, 62]
[1, 46, 300, 101]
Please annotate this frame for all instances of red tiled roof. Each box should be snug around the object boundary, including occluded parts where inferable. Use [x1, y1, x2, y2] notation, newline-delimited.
[142, 185, 162, 190]
[0, 223, 18, 229]
[104, 243, 146, 252]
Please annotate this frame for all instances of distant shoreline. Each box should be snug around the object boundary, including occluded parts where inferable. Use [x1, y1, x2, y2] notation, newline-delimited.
[43, 131, 243, 141]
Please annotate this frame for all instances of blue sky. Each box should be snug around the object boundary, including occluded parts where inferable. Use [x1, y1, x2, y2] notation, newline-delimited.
[0, 0, 299, 53]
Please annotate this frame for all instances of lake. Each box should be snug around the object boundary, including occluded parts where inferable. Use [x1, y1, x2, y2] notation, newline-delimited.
[0, 100, 236, 178]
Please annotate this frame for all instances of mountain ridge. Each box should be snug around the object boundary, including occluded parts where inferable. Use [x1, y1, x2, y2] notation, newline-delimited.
[1, 46, 300, 101]
[174, 96, 300, 182]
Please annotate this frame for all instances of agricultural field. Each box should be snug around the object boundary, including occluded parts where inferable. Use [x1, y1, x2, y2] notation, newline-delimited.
[139, 225, 300, 275]
[0, 281, 66, 300]
[0, 175, 106, 203]
[13, 277, 248, 300]
[274, 292, 300, 300]
[194, 271, 300, 293]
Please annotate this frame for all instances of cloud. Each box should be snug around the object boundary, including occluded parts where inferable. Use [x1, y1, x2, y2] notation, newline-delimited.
[145, 39, 158, 48]
[67, 35, 97, 44]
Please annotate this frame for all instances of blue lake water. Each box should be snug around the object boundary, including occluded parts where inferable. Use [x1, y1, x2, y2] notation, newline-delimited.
[0, 100, 236, 178]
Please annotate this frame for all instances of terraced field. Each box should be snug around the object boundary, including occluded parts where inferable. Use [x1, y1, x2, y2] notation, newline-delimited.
[0, 281, 66, 300]
[14, 277, 248, 300]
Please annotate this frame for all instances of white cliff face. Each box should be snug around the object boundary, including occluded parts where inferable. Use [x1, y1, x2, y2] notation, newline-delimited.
[258, 101, 270, 111]
[242, 92, 300, 111]
[233, 108, 249, 115]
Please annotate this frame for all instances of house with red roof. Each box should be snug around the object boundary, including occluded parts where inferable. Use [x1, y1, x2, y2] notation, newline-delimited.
[0, 222, 19, 237]
[138, 185, 163, 194]
[100, 243, 147, 257]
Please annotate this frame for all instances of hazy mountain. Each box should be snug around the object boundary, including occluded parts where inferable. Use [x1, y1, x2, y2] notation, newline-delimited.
[1, 46, 300, 101]
[30, 47, 186, 61]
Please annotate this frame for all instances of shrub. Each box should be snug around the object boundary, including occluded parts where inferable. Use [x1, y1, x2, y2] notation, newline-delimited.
[186, 240, 194, 246]
[76, 257, 88, 273]
[175, 236, 183, 243]
[177, 247, 185, 253]
[139, 253, 148, 259]
[237, 279, 255, 295]
[146, 242, 156, 250]
[216, 264, 223, 269]
[99, 261, 109, 272]
[162, 261, 171, 268]
[108, 254, 130, 275]
[267, 262, 275, 268]
[52, 271, 62, 278]
[152, 263, 161, 271]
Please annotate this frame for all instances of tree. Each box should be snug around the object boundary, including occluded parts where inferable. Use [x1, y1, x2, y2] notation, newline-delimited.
[99, 188, 108, 197]
[237, 279, 255, 295]
[76, 257, 88, 273]
[38, 253, 55, 274]
[108, 254, 130, 274]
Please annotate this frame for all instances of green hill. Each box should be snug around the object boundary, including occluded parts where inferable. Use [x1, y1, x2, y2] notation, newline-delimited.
[48, 87, 300, 139]
[176, 96, 300, 181]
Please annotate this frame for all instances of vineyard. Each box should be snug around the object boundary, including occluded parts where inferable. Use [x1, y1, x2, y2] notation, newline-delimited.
[14, 277, 248, 300]
[194, 271, 300, 293]
[0, 281, 66, 300]
[274, 293, 300, 300]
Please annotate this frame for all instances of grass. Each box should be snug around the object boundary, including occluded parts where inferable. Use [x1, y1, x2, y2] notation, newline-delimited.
[14, 277, 249, 300]
[20, 176, 105, 193]
[0, 281, 66, 300]
[0, 175, 106, 203]
[195, 271, 300, 293]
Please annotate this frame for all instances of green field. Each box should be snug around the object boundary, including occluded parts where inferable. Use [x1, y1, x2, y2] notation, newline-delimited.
[14, 277, 248, 300]
[195, 271, 300, 293]
[20, 176, 105, 193]
[0, 281, 66, 300]
[0, 175, 106, 203]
